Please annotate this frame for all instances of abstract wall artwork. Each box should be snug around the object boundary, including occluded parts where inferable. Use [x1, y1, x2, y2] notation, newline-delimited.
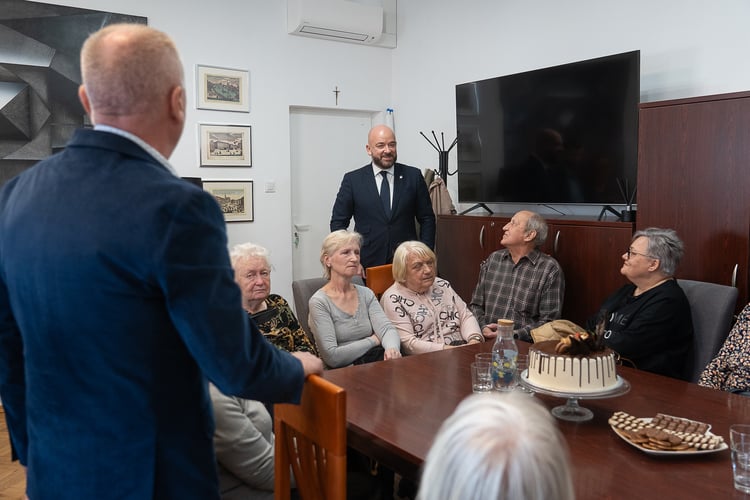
[0, 0, 146, 185]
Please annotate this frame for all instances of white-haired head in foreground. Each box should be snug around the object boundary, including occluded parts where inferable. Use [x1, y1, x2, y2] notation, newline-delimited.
[417, 392, 575, 500]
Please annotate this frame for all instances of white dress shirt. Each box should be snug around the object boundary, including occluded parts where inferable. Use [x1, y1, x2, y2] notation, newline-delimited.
[373, 164, 394, 208]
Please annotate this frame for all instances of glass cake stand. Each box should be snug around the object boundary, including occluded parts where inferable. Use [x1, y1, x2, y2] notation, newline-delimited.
[518, 370, 631, 422]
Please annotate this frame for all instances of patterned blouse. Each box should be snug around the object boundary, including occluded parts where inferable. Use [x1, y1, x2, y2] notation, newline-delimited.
[250, 294, 317, 355]
[699, 303, 750, 393]
[381, 279, 482, 355]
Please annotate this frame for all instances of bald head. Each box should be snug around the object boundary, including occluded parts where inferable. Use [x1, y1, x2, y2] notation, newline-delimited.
[366, 125, 398, 169]
[368, 125, 395, 144]
[78, 24, 186, 157]
[80, 23, 183, 119]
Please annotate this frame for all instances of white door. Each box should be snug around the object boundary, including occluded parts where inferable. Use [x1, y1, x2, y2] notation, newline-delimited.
[290, 108, 375, 281]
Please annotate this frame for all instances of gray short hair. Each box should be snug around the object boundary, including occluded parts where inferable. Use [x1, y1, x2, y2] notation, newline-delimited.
[525, 212, 548, 248]
[229, 242, 271, 269]
[392, 241, 436, 284]
[320, 230, 362, 279]
[417, 392, 574, 500]
[633, 227, 684, 276]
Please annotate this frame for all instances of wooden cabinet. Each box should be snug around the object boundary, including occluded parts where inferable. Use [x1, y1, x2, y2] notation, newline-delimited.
[434, 215, 502, 302]
[543, 221, 632, 324]
[637, 91, 750, 310]
[436, 215, 632, 325]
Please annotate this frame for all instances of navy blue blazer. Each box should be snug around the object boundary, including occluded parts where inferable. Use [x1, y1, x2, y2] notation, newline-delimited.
[0, 129, 304, 499]
[330, 163, 436, 269]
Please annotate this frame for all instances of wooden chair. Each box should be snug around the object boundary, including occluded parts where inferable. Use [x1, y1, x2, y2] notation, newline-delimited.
[365, 264, 394, 300]
[274, 375, 346, 500]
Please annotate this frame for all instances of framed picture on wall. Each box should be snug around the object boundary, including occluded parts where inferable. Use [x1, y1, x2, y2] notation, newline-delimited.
[203, 180, 254, 222]
[199, 124, 252, 167]
[196, 64, 249, 112]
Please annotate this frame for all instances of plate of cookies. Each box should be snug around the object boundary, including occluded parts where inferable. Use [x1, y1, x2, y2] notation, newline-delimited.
[608, 411, 727, 455]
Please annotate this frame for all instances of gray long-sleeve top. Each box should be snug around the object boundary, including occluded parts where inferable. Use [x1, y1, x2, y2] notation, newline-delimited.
[309, 284, 400, 368]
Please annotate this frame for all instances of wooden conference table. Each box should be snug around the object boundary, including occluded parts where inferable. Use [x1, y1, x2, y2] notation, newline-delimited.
[323, 341, 750, 499]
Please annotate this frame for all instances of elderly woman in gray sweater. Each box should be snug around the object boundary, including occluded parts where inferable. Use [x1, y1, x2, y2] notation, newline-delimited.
[309, 230, 401, 368]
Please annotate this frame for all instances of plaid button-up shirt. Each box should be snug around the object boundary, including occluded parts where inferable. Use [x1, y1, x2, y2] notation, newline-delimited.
[469, 248, 565, 342]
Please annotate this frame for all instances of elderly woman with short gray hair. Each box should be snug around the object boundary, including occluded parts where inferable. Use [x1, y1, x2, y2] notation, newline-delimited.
[380, 240, 487, 355]
[417, 392, 575, 500]
[230, 242, 316, 354]
[586, 227, 694, 380]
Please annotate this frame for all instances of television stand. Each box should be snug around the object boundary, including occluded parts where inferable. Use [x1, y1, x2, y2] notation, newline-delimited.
[598, 205, 622, 221]
[459, 203, 493, 215]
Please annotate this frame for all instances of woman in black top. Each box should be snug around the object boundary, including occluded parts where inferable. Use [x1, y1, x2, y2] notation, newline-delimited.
[587, 228, 693, 380]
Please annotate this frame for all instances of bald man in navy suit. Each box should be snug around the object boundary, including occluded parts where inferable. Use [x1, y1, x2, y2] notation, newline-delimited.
[330, 125, 435, 269]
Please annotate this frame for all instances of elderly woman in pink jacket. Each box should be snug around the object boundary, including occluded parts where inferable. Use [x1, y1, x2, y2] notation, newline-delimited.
[380, 241, 493, 354]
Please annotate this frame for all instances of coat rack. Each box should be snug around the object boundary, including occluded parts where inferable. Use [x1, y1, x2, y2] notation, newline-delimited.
[420, 131, 457, 188]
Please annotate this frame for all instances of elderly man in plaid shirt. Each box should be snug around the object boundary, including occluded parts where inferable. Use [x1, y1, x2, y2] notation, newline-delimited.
[469, 210, 565, 342]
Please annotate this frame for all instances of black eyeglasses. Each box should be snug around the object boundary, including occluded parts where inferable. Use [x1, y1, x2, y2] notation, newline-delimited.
[626, 247, 656, 260]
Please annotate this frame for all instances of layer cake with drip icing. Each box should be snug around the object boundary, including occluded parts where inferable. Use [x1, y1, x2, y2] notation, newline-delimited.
[528, 339, 618, 393]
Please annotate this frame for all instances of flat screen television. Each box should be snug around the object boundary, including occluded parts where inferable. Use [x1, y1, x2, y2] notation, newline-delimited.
[455, 50, 640, 205]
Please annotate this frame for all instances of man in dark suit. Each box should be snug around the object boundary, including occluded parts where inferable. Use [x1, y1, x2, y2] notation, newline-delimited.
[330, 125, 436, 269]
[0, 24, 322, 499]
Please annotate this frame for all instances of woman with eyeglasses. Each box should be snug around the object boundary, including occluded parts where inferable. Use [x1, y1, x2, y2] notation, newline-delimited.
[380, 240, 486, 355]
[586, 227, 693, 380]
[208, 242, 318, 499]
[230, 242, 317, 354]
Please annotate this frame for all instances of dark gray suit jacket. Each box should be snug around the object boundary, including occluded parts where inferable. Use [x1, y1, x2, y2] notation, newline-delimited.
[330, 163, 435, 268]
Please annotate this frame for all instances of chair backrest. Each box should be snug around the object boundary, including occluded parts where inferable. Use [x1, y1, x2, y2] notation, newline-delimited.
[677, 279, 738, 382]
[292, 276, 364, 339]
[274, 375, 346, 500]
[365, 264, 394, 300]
[292, 277, 328, 340]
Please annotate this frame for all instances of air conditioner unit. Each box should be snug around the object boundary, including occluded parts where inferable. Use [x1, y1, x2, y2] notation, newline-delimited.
[288, 0, 389, 46]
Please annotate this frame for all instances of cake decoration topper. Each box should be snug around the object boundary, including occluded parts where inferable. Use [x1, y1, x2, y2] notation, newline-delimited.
[554, 317, 606, 355]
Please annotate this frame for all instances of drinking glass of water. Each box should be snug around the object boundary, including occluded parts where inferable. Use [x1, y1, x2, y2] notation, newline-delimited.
[730, 424, 750, 493]
[514, 354, 534, 395]
[471, 362, 493, 393]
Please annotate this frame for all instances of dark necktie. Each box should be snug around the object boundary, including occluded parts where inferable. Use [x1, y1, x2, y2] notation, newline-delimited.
[379, 170, 391, 218]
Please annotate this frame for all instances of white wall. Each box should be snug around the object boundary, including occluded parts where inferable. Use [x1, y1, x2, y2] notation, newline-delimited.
[45, 0, 750, 297]
[48, 0, 393, 301]
[393, 0, 750, 215]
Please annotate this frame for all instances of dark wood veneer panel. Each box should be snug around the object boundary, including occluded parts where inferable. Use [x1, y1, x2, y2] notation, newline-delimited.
[637, 93, 750, 308]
